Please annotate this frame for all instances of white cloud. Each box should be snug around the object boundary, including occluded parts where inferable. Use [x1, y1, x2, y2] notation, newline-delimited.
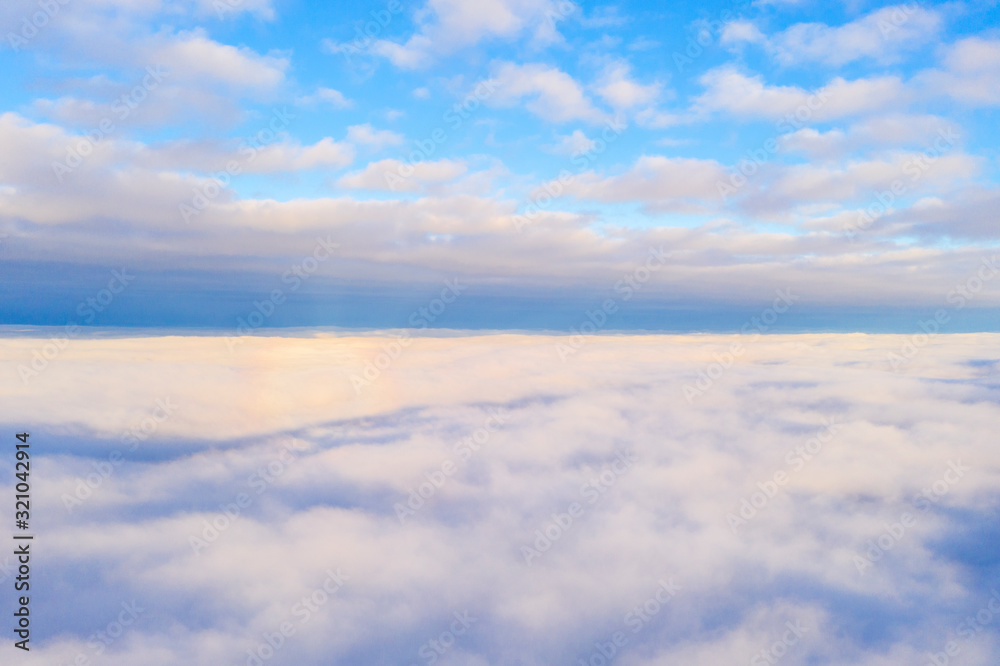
[743, 5, 944, 66]
[3, 332, 1000, 664]
[148, 29, 288, 92]
[547, 129, 597, 156]
[556, 155, 729, 211]
[593, 61, 662, 110]
[346, 124, 405, 149]
[129, 135, 356, 173]
[578, 4, 629, 28]
[249, 137, 355, 171]
[487, 62, 608, 124]
[778, 115, 962, 160]
[190, 0, 275, 19]
[695, 67, 908, 121]
[337, 158, 468, 192]
[296, 87, 354, 109]
[719, 20, 767, 47]
[919, 37, 1000, 106]
[370, 0, 577, 69]
[634, 107, 680, 129]
[763, 152, 978, 204]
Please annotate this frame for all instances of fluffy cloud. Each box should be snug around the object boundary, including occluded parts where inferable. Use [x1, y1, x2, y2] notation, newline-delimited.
[695, 67, 909, 122]
[148, 30, 288, 92]
[3, 112, 999, 307]
[748, 151, 979, 210]
[337, 158, 468, 192]
[919, 37, 1000, 107]
[487, 62, 609, 124]
[554, 155, 728, 211]
[778, 114, 961, 161]
[345, 124, 406, 150]
[593, 61, 663, 110]
[547, 129, 597, 156]
[369, 0, 576, 68]
[295, 87, 354, 110]
[726, 5, 943, 66]
[1, 332, 999, 664]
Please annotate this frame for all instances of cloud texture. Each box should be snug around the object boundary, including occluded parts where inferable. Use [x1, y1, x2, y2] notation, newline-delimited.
[1, 332, 998, 665]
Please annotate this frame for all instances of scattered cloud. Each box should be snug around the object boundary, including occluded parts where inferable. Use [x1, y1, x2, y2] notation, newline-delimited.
[919, 37, 1000, 106]
[695, 67, 909, 121]
[346, 124, 406, 149]
[729, 5, 943, 66]
[487, 62, 608, 124]
[296, 87, 355, 109]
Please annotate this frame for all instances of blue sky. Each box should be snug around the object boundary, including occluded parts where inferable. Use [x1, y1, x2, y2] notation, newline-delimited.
[1, 0, 999, 329]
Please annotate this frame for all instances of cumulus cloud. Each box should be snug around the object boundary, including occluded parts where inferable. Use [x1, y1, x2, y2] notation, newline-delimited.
[554, 155, 729, 212]
[1, 332, 999, 665]
[369, 0, 576, 68]
[486, 62, 609, 124]
[778, 114, 962, 161]
[720, 20, 767, 47]
[337, 158, 468, 192]
[345, 124, 406, 150]
[295, 87, 354, 109]
[695, 67, 909, 121]
[148, 30, 288, 92]
[726, 5, 943, 66]
[919, 37, 1000, 107]
[593, 61, 662, 110]
[750, 151, 979, 209]
[547, 129, 597, 156]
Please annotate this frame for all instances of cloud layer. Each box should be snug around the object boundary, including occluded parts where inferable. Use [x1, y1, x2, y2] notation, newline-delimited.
[1, 332, 998, 665]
